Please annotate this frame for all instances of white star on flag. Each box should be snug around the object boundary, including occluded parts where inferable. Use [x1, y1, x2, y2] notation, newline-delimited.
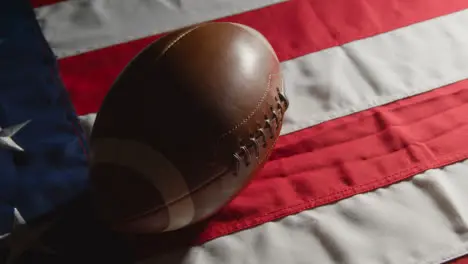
[5, 208, 56, 264]
[0, 120, 30, 152]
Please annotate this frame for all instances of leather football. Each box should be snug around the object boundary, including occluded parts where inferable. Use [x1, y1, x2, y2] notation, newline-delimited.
[89, 22, 289, 234]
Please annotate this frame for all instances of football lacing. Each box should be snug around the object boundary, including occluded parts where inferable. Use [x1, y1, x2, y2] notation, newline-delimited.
[233, 87, 289, 175]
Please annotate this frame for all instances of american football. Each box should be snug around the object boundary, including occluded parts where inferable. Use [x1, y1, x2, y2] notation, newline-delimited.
[89, 22, 288, 234]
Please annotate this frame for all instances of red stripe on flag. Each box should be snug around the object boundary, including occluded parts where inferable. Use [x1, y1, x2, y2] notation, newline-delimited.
[58, 0, 468, 115]
[132, 79, 468, 256]
[197, 79, 468, 243]
[30, 0, 64, 8]
[449, 256, 468, 264]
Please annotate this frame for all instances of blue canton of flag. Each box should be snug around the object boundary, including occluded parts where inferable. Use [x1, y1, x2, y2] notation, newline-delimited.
[0, 0, 89, 236]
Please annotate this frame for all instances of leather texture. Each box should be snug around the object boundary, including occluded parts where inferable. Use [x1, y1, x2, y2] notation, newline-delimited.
[89, 22, 289, 234]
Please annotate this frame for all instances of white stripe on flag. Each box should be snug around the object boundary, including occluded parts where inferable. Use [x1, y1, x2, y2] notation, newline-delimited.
[34, 0, 283, 58]
[138, 159, 468, 264]
[281, 9, 468, 134]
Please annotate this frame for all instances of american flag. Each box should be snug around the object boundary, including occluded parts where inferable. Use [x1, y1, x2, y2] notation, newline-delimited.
[2, 0, 468, 263]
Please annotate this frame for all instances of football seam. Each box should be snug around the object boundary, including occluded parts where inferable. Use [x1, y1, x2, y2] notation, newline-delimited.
[218, 72, 278, 141]
[154, 24, 207, 63]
